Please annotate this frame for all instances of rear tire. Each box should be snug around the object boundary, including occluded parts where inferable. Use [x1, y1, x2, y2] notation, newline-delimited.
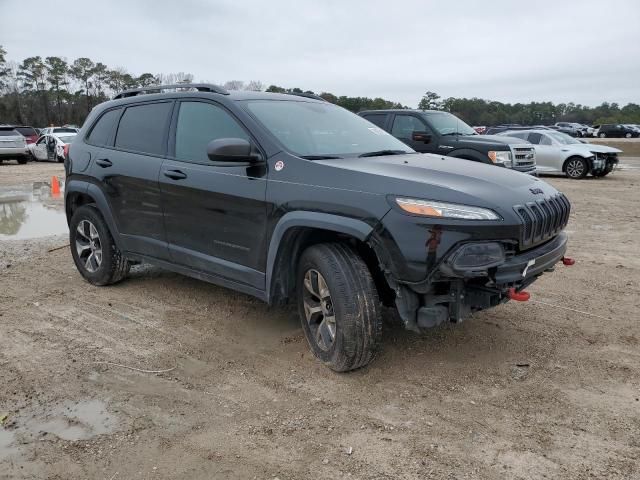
[297, 243, 382, 372]
[625, 132, 632, 138]
[599, 132, 606, 138]
[17, 157, 28, 165]
[564, 157, 588, 179]
[69, 205, 130, 286]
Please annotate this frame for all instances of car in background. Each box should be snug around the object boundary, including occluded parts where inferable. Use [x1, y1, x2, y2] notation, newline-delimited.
[484, 125, 551, 135]
[499, 129, 620, 178]
[359, 110, 537, 174]
[0, 126, 30, 164]
[622, 124, 640, 135]
[597, 124, 639, 138]
[473, 126, 487, 134]
[40, 126, 80, 136]
[29, 132, 77, 162]
[11, 125, 40, 145]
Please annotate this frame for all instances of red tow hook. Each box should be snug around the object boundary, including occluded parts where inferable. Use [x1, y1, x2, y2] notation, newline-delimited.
[508, 288, 530, 302]
[562, 256, 575, 266]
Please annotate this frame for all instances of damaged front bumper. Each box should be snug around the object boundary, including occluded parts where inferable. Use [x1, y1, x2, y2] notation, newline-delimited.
[394, 232, 568, 331]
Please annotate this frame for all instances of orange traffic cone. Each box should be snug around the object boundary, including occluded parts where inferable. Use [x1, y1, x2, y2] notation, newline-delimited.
[51, 176, 61, 197]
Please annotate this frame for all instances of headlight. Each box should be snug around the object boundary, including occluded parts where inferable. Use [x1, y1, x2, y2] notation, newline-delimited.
[395, 198, 500, 220]
[450, 242, 505, 269]
[488, 150, 512, 167]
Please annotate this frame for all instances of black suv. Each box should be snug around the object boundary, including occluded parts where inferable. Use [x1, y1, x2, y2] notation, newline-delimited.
[65, 84, 571, 372]
[596, 124, 639, 138]
[359, 110, 537, 174]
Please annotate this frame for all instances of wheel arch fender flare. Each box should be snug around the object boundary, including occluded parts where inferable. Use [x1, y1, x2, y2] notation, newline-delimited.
[66, 181, 124, 250]
[562, 154, 590, 173]
[265, 211, 375, 301]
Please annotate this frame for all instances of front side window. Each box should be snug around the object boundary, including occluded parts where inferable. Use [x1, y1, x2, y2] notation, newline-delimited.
[391, 115, 427, 139]
[423, 112, 476, 136]
[175, 102, 249, 163]
[87, 108, 121, 147]
[115, 102, 172, 155]
[527, 132, 543, 144]
[245, 100, 412, 157]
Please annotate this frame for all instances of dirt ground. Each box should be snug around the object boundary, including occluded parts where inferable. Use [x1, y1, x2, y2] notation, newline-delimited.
[1, 156, 639, 480]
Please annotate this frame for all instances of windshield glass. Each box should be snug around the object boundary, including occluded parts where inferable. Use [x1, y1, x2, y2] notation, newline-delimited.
[244, 100, 413, 157]
[547, 131, 581, 145]
[424, 112, 476, 135]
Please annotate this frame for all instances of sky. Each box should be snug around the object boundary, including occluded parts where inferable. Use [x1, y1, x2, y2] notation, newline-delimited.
[1, 0, 639, 107]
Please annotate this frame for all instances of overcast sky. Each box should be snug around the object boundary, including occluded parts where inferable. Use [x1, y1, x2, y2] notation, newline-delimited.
[1, 0, 639, 107]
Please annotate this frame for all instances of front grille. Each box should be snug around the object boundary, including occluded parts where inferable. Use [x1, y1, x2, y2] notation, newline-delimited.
[514, 193, 571, 249]
[511, 146, 536, 169]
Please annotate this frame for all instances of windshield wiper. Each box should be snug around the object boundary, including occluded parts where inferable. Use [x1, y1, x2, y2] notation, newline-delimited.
[299, 154, 343, 160]
[358, 150, 409, 158]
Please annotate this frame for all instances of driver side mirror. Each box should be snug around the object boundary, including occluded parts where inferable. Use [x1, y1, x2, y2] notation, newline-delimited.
[412, 131, 432, 143]
[207, 138, 261, 163]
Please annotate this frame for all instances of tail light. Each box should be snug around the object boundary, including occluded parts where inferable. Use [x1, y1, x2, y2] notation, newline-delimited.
[63, 144, 70, 158]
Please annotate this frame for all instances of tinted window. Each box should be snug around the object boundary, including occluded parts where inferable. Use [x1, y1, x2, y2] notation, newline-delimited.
[391, 115, 427, 139]
[528, 132, 543, 144]
[14, 127, 37, 136]
[0, 129, 19, 137]
[175, 102, 249, 163]
[115, 102, 172, 155]
[87, 109, 121, 146]
[362, 114, 387, 129]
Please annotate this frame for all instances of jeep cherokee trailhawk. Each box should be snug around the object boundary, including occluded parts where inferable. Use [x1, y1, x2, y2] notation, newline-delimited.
[65, 84, 571, 372]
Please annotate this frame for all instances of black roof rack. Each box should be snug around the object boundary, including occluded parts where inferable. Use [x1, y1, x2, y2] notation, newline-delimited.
[283, 92, 327, 102]
[113, 83, 229, 100]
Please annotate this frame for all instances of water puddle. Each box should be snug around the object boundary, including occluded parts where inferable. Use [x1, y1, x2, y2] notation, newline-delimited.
[0, 180, 68, 239]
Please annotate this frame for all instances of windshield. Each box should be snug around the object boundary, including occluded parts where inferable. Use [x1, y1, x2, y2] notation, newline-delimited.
[244, 100, 413, 157]
[547, 131, 582, 145]
[424, 112, 476, 135]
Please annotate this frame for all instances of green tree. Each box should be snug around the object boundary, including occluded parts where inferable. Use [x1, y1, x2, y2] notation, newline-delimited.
[45, 56, 68, 123]
[137, 73, 157, 87]
[18, 56, 50, 124]
[70, 57, 95, 113]
[0, 45, 10, 90]
[418, 91, 442, 110]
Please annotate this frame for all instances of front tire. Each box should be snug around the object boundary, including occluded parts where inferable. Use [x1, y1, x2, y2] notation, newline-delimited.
[564, 157, 588, 179]
[69, 205, 130, 286]
[297, 243, 382, 372]
[599, 132, 607, 138]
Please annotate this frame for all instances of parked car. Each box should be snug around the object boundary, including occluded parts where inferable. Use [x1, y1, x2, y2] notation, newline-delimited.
[499, 129, 620, 178]
[473, 126, 487, 134]
[597, 124, 640, 138]
[40, 126, 80, 136]
[484, 125, 551, 135]
[11, 125, 40, 145]
[0, 126, 30, 164]
[65, 83, 571, 372]
[622, 124, 640, 134]
[358, 110, 536, 174]
[29, 132, 77, 162]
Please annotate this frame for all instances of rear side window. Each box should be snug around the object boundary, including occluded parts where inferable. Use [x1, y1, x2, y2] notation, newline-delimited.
[527, 132, 543, 144]
[174, 101, 249, 163]
[362, 114, 387, 129]
[115, 102, 172, 155]
[87, 109, 121, 146]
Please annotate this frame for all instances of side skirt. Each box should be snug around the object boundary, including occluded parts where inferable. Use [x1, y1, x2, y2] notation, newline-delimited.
[125, 252, 268, 303]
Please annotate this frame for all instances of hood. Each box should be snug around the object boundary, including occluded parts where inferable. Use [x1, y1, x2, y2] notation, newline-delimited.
[569, 143, 622, 154]
[317, 153, 558, 216]
[445, 134, 530, 148]
[480, 134, 532, 146]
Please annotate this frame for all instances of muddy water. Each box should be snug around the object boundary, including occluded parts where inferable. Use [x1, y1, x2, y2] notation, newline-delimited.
[0, 181, 68, 239]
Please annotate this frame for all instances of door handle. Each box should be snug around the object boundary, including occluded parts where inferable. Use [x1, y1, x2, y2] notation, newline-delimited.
[96, 158, 112, 168]
[163, 169, 187, 180]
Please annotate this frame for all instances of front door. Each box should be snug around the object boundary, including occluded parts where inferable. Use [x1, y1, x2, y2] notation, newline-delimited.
[390, 113, 435, 153]
[160, 100, 268, 290]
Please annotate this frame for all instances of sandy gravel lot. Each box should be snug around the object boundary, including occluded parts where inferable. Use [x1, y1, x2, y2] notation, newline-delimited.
[1, 157, 639, 480]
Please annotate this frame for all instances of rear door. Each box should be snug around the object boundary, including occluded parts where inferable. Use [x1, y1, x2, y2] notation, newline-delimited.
[160, 99, 268, 290]
[91, 101, 173, 260]
[527, 132, 558, 172]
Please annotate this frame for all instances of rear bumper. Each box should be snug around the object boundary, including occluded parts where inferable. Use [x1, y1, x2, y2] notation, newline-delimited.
[0, 147, 29, 158]
[494, 232, 567, 285]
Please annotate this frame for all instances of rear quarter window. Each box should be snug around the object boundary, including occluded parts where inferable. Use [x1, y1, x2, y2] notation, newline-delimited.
[87, 109, 122, 146]
[115, 102, 173, 155]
